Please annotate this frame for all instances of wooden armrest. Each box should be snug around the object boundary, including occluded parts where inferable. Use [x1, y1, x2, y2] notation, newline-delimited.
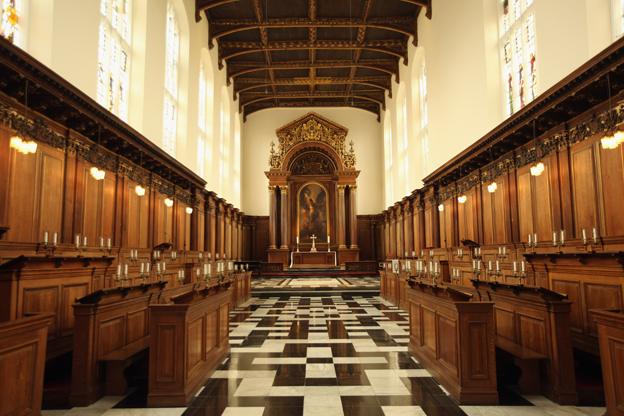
[496, 337, 547, 360]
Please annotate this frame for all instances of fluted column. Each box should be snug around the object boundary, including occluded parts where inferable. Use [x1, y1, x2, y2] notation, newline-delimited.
[268, 186, 277, 249]
[349, 186, 358, 249]
[389, 211, 396, 257]
[280, 186, 289, 249]
[337, 185, 347, 249]
[232, 210, 239, 260]
[238, 220, 243, 260]
[225, 205, 232, 259]
[218, 201, 226, 259]
[384, 214, 390, 259]
[207, 196, 216, 259]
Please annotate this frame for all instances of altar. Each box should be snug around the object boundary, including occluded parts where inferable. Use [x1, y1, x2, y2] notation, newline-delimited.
[290, 251, 337, 268]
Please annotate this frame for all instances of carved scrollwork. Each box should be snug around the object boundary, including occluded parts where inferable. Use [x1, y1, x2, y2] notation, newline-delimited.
[290, 152, 335, 175]
[269, 112, 356, 170]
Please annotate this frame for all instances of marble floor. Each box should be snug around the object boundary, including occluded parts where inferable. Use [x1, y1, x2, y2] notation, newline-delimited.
[44, 291, 605, 416]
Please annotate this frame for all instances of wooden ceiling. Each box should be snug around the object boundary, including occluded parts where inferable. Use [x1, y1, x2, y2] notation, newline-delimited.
[196, 0, 431, 120]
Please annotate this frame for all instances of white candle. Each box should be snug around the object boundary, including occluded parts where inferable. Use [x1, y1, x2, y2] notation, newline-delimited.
[582, 229, 587, 244]
[533, 233, 538, 245]
[100, 237, 104, 247]
[488, 260, 492, 270]
[43, 231, 48, 244]
[117, 264, 121, 276]
[157, 263, 161, 272]
[107, 238, 111, 249]
[53, 232, 58, 246]
[124, 264, 128, 275]
[296, 236, 299, 244]
[528, 234, 532, 245]
[513, 261, 517, 273]
[553, 231, 558, 246]
[592, 227, 598, 243]
[146, 262, 151, 272]
[75, 235, 80, 248]
[162, 262, 166, 271]
[560, 230, 565, 245]
[140, 263, 144, 273]
[328, 235, 330, 244]
[83, 236, 88, 247]
[521, 261, 525, 273]
[478, 260, 481, 270]
[496, 260, 500, 271]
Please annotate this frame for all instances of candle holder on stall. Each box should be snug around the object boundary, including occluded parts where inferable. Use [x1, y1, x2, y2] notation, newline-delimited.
[496, 246, 508, 259]
[37, 232, 58, 256]
[455, 247, 464, 260]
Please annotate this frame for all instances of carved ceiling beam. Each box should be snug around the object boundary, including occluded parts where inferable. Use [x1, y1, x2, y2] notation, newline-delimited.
[240, 93, 385, 110]
[221, 42, 406, 64]
[220, 39, 406, 50]
[208, 18, 414, 42]
[308, 0, 317, 95]
[235, 75, 389, 85]
[244, 100, 380, 118]
[400, 0, 432, 19]
[346, 0, 373, 104]
[227, 60, 397, 81]
[236, 81, 389, 95]
[195, 0, 238, 21]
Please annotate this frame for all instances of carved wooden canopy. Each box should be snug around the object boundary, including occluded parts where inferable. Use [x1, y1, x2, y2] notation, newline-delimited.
[196, 0, 432, 120]
[268, 113, 356, 176]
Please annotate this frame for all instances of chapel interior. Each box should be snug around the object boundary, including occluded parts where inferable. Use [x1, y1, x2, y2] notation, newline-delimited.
[1, 1, 624, 415]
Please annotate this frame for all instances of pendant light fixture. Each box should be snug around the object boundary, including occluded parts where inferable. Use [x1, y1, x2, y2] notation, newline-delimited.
[601, 73, 623, 150]
[487, 146, 497, 193]
[9, 79, 38, 155]
[89, 125, 106, 181]
[530, 119, 544, 176]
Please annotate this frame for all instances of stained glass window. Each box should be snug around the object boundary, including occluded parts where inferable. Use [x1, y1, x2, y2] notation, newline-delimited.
[97, 0, 131, 121]
[499, 0, 537, 116]
[163, 2, 179, 156]
[1, 0, 20, 45]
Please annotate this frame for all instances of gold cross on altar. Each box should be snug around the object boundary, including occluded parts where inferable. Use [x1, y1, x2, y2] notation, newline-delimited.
[310, 234, 317, 252]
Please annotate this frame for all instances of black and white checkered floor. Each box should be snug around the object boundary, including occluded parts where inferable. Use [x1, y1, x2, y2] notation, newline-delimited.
[251, 277, 380, 291]
[44, 293, 605, 416]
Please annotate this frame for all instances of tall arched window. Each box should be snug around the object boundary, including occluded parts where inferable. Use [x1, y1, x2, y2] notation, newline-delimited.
[396, 84, 409, 196]
[1, 0, 21, 46]
[197, 58, 214, 179]
[233, 114, 241, 204]
[418, 58, 430, 180]
[97, 0, 132, 121]
[499, 0, 537, 116]
[219, 86, 230, 192]
[163, 2, 179, 156]
[383, 109, 394, 207]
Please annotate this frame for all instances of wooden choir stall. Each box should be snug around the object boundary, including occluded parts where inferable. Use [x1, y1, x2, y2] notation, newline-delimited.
[377, 37, 624, 408]
[0, 38, 251, 413]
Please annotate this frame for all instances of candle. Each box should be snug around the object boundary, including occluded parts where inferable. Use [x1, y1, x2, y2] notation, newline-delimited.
[592, 227, 598, 243]
[533, 233, 538, 245]
[528, 233, 532, 245]
[117, 264, 121, 276]
[157, 263, 161, 272]
[513, 261, 517, 273]
[107, 238, 111, 249]
[553, 231, 558, 246]
[83, 236, 88, 247]
[412, 251, 416, 257]
[146, 262, 151, 272]
[75, 234, 80, 248]
[208, 264, 212, 275]
[582, 229, 587, 244]
[521, 261, 525, 273]
[140, 263, 145, 273]
[124, 264, 128, 276]
[560, 230, 565, 245]
[199, 252, 203, 259]
[296, 236, 299, 244]
[496, 260, 500, 271]
[488, 260, 492, 270]
[162, 262, 166, 271]
[53, 232, 58, 246]
[100, 237, 104, 247]
[477, 260, 481, 270]
[328, 235, 331, 244]
[44, 231, 48, 244]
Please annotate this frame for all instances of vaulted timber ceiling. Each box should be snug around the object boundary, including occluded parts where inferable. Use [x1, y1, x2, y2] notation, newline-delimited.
[196, 0, 432, 120]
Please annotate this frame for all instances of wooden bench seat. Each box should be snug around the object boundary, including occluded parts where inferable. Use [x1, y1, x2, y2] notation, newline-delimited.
[99, 337, 150, 396]
[496, 336, 548, 395]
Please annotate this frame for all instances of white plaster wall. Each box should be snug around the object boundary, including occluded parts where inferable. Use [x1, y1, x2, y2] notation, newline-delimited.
[381, 0, 616, 208]
[241, 108, 383, 216]
[20, 0, 242, 207]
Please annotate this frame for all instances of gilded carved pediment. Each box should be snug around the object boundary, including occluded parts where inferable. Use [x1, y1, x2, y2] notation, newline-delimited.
[269, 113, 356, 170]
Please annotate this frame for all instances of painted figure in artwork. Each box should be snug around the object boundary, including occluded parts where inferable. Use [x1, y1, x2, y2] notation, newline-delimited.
[298, 183, 327, 242]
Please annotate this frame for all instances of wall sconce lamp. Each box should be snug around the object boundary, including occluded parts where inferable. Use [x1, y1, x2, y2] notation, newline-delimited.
[600, 74, 623, 150]
[457, 195, 467, 204]
[185, 206, 193, 214]
[164, 197, 174, 208]
[135, 185, 146, 196]
[90, 166, 106, 181]
[437, 203, 444, 212]
[530, 162, 544, 176]
[487, 181, 498, 193]
[10, 80, 38, 155]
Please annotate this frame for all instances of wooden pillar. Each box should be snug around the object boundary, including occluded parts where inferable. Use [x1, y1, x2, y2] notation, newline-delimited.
[268, 186, 277, 249]
[231, 209, 238, 260]
[280, 185, 289, 249]
[396, 204, 404, 257]
[217, 200, 225, 259]
[207, 194, 216, 259]
[190, 193, 198, 251]
[349, 185, 358, 249]
[384, 212, 390, 259]
[238, 215, 244, 260]
[389, 210, 396, 258]
[225, 204, 232, 259]
[403, 198, 413, 257]
[337, 185, 347, 249]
